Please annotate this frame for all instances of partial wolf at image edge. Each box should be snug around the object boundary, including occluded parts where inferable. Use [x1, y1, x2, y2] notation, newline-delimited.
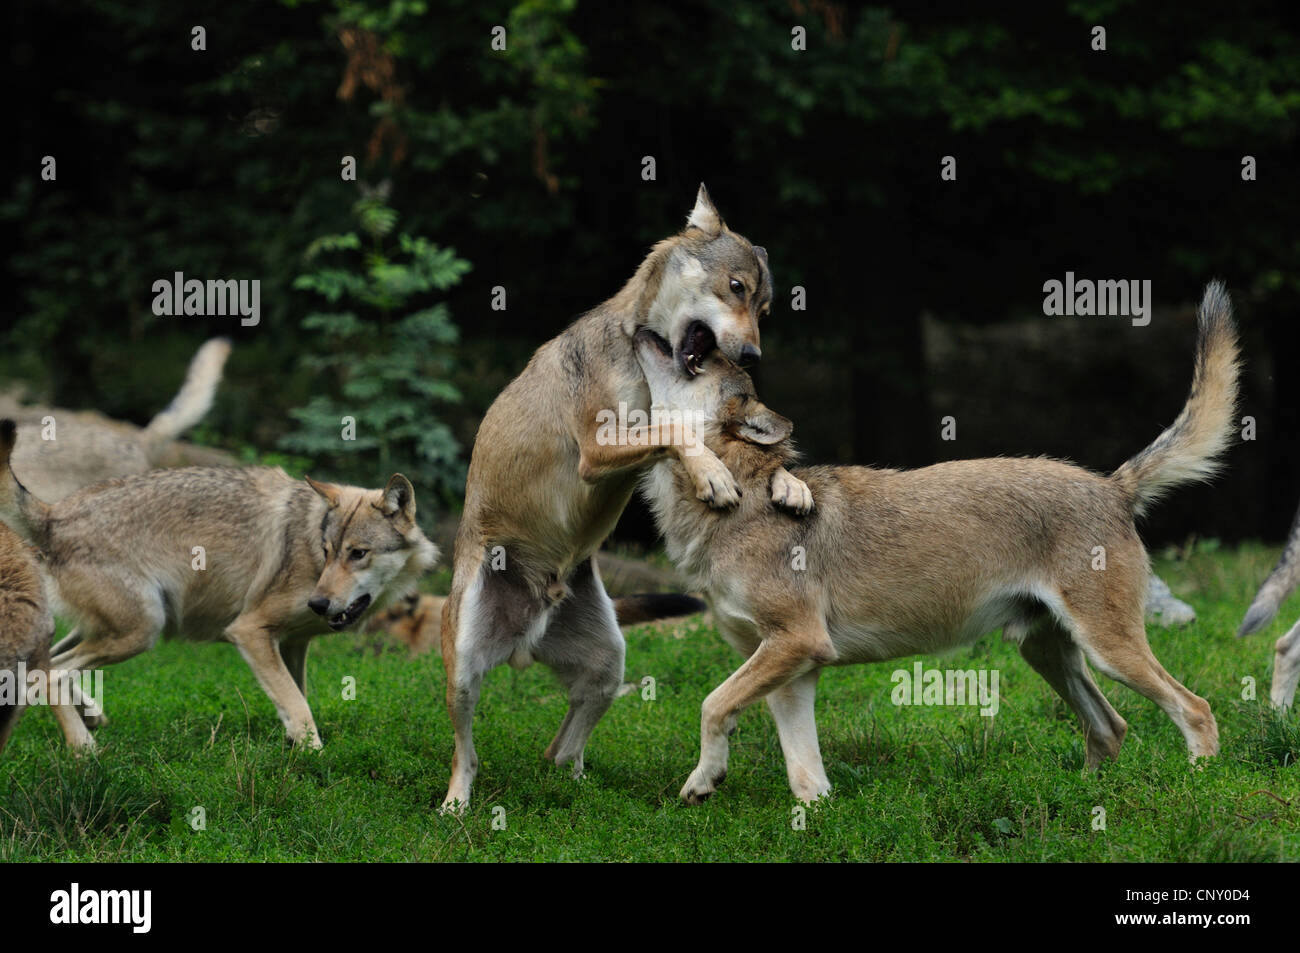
[0, 422, 64, 758]
[0, 521, 51, 757]
[1239, 501, 1300, 638]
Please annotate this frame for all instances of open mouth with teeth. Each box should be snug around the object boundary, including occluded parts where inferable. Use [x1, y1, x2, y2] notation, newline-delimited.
[676, 320, 718, 377]
[635, 320, 719, 378]
[328, 593, 371, 630]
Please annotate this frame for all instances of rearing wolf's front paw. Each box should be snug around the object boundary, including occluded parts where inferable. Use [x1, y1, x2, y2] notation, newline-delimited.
[770, 467, 813, 515]
[692, 457, 741, 509]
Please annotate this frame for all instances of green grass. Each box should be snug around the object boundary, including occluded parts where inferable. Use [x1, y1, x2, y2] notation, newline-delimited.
[2, 542, 1299, 861]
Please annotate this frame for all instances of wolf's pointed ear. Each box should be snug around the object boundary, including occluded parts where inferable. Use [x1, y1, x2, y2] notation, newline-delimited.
[734, 402, 792, 446]
[305, 475, 343, 508]
[686, 183, 724, 236]
[379, 473, 416, 521]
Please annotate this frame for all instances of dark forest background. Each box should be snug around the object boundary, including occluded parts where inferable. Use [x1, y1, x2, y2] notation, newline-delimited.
[4, 0, 1300, 547]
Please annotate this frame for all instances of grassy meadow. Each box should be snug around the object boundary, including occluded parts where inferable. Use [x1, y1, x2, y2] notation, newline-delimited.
[2, 542, 1298, 862]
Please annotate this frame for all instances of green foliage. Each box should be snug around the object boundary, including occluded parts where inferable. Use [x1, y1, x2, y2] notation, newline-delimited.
[279, 190, 470, 501]
[4, 0, 1300, 538]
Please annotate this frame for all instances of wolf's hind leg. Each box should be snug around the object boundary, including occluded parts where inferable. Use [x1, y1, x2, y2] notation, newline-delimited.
[1018, 618, 1127, 768]
[50, 589, 164, 731]
[50, 626, 82, 656]
[43, 629, 105, 728]
[535, 559, 625, 779]
[1062, 601, 1217, 761]
[441, 564, 538, 812]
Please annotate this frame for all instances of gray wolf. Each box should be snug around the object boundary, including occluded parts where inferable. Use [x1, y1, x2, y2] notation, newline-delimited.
[0, 513, 94, 756]
[635, 282, 1239, 803]
[1238, 499, 1300, 707]
[1146, 574, 1197, 627]
[4, 338, 232, 502]
[0, 423, 437, 750]
[439, 185, 811, 810]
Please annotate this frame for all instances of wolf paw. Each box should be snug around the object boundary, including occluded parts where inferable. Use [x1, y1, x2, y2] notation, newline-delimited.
[680, 766, 726, 805]
[792, 782, 832, 805]
[287, 730, 324, 750]
[693, 458, 741, 509]
[771, 468, 813, 515]
[438, 794, 469, 815]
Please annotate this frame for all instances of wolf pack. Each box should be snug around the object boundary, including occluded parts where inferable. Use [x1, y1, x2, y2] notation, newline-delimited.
[1, 186, 1297, 810]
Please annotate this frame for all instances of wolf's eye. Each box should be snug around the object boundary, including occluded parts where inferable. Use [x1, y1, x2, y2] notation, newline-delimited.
[729, 278, 744, 296]
[349, 548, 369, 562]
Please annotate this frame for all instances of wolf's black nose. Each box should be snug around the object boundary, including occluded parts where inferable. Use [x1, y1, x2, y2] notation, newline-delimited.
[308, 596, 330, 616]
[739, 343, 762, 366]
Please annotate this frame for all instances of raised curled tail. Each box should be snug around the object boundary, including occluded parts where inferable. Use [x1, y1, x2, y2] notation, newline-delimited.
[0, 419, 50, 543]
[1110, 282, 1240, 517]
[612, 593, 706, 626]
[142, 337, 232, 450]
[1239, 500, 1300, 637]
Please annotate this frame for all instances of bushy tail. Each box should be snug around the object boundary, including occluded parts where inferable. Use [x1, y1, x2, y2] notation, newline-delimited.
[1110, 282, 1240, 516]
[612, 593, 706, 626]
[1239, 500, 1300, 637]
[0, 419, 50, 543]
[142, 338, 232, 450]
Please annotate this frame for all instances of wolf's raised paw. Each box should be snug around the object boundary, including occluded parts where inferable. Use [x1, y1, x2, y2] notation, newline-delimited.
[771, 468, 813, 515]
[693, 458, 741, 509]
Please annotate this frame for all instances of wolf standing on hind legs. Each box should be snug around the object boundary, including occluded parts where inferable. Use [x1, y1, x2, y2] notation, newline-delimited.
[439, 186, 813, 811]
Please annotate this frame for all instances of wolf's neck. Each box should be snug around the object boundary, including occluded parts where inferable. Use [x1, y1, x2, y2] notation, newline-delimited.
[642, 438, 792, 580]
